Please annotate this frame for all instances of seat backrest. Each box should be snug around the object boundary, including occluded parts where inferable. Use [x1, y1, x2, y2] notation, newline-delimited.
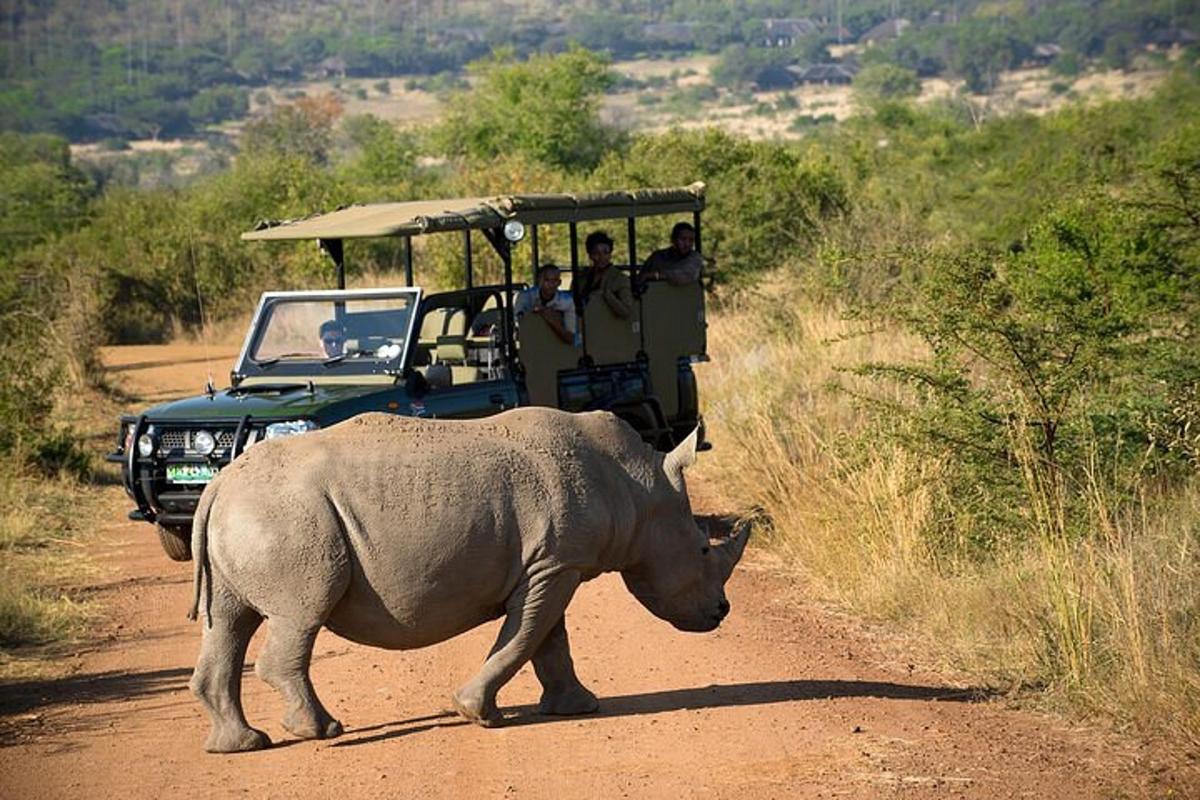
[517, 312, 580, 407]
[639, 282, 706, 419]
[583, 301, 640, 367]
[444, 308, 468, 337]
[419, 307, 448, 342]
[435, 335, 468, 364]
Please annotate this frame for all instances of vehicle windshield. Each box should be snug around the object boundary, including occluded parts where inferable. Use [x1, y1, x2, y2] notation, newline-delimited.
[247, 291, 418, 370]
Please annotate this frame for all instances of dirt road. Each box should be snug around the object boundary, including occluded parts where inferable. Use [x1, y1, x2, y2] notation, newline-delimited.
[0, 345, 1187, 798]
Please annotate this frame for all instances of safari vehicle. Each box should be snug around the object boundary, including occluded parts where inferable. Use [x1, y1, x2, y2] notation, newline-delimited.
[108, 183, 711, 561]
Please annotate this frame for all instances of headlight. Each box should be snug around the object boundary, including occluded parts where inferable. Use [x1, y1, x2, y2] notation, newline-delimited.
[192, 429, 216, 456]
[264, 420, 319, 440]
[137, 432, 155, 457]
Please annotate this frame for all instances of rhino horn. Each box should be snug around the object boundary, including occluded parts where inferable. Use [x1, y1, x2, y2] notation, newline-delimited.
[663, 428, 700, 492]
[716, 518, 753, 581]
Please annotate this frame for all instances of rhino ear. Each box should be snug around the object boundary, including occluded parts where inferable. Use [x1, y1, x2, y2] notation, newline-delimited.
[663, 427, 700, 488]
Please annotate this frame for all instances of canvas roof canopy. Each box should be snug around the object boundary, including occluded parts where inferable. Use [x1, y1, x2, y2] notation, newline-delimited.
[242, 183, 706, 242]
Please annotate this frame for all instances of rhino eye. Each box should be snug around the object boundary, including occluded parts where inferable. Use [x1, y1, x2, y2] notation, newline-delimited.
[701, 546, 710, 555]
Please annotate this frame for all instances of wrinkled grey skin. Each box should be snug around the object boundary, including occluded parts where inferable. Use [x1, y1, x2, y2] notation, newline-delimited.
[187, 408, 750, 753]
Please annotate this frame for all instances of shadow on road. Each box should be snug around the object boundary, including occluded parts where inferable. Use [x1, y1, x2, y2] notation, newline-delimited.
[104, 355, 235, 374]
[514, 679, 987, 724]
[332, 678, 988, 748]
[0, 666, 195, 722]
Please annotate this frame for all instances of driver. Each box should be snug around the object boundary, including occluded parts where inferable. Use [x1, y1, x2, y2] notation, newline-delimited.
[318, 319, 346, 358]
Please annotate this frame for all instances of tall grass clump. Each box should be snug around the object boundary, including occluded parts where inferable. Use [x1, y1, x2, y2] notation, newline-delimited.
[700, 85, 1200, 748]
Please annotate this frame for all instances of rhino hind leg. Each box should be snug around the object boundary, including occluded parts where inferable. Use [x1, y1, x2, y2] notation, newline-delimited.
[255, 620, 344, 741]
[453, 570, 582, 727]
[533, 616, 599, 717]
[190, 585, 271, 753]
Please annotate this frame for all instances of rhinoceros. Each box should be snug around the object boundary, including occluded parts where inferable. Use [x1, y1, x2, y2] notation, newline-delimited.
[187, 408, 750, 753]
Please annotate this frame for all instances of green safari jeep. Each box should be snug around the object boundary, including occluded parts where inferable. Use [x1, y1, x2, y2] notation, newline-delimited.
[107, 183, 712, 561]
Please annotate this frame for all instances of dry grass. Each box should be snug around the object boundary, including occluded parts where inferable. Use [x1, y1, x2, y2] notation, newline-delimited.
[0, 470, 99, 676]
[697, 293, 1200, 749]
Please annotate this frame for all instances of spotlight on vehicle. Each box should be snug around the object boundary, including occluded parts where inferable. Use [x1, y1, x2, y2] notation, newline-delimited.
[137, 432, 156, 457]
[503, 220, 526, 243]
[192, 430, 216, 456]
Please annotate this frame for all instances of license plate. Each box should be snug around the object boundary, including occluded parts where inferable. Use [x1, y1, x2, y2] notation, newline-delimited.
[167, 464, 219, 484]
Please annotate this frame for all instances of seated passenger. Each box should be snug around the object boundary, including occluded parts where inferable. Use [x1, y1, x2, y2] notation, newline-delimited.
[636, 221, 703, 290]
[515, 264, 577, 346]
[318, 319, 346, 358]
[573, 230, 634, 319]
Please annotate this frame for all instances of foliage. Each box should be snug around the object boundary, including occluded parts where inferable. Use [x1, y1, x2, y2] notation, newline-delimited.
[338, 114, 417, 185]
[596, 127, 849, 283]
[241, 94, 344, 165]
[709, 45, 793, 90]
[435, 47, 617, 172]
[853, 64, 921, 104]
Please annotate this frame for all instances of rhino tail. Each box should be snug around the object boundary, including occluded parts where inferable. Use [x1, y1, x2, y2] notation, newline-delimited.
[188, 484, 217, 627]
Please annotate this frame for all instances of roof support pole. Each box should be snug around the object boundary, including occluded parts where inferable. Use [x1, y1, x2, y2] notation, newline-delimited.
[403, 236, 414, 287]
[319, 238, 345, 289]
[628, 217, 646, 356]
[626, 217, 637, 267]
[693, 210, 703, 254]
[531, 225, 540, 280]
[569, 222, 579, 275]
[481, 227, 516, 375]
[463, 229, 473, 289]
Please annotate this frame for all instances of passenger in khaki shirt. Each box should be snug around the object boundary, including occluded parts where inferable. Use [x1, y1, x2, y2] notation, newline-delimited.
[573, 230, 634, 319]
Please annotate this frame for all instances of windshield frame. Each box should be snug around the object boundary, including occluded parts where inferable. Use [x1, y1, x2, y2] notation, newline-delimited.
[233, 287, 423, 382]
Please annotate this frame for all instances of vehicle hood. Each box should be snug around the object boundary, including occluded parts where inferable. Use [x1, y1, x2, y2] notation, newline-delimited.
[140, 382, 397, 421]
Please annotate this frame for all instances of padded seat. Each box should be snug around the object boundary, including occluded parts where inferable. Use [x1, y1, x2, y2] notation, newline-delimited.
[582, 301, 639, 367]
[517, 313, 580, 406]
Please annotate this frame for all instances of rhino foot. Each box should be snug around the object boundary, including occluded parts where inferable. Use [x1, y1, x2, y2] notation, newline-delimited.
[205, 726, 271, 753]
[282, 712, 344, 741]
[451, 687, 502, 728]
[539, 685, 599, 717]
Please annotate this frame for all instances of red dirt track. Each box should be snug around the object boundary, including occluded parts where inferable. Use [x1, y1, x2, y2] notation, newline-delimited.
[0, 344, 1190, 799]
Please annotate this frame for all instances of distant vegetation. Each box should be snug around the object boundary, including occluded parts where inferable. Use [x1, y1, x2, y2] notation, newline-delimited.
[2, 32, 1199, 756]
[1, 0, 1196, 142]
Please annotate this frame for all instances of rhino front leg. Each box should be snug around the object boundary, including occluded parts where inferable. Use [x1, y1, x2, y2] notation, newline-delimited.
[255, 619, 343, 741]
[453, 569, 581, 727]
[533, 615, 598, 717]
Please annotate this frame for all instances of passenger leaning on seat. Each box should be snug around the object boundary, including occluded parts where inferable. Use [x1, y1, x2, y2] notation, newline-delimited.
[635, 221, 703, 292]
[574, 231, 634, 319]
[514, 264, 577, 346]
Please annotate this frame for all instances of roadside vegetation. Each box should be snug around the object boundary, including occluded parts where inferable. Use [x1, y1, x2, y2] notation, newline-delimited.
[2, 34, 1198, 754]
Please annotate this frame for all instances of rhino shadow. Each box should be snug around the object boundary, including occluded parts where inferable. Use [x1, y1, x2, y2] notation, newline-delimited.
[331, 678, 988, 748]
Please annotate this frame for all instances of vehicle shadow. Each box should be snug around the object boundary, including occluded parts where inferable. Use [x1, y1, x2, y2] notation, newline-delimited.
[331, 678, 988, 748]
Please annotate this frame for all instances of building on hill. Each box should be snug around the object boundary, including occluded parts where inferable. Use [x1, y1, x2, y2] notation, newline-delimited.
[859, 18, 910, 46]
[761, 18, 819, 47]
[311, 57, 347, 80]
[753, 64, 801, 90]
[1028, 43, 1062, 66]
[1146, 27, 1197, 50]
[788, 62, 859, 86]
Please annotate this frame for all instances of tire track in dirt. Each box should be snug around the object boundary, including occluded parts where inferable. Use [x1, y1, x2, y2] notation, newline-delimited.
[0, 344, 1189, 799]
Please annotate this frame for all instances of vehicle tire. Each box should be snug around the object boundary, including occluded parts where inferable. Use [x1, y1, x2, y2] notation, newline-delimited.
[157, 524, 192, 562]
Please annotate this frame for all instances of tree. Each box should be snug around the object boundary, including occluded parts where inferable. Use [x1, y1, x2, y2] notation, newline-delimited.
[435, 46, 616, 172]
[241, 94, 343, 164]
[853, 64, 922, 105]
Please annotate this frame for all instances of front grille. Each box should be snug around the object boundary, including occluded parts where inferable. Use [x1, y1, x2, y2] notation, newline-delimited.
[156, 427, 238, 456]
[161, 430, 186, 450]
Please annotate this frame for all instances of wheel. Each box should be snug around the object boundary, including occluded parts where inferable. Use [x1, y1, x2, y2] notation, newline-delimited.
[157, 524, 192, 562]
